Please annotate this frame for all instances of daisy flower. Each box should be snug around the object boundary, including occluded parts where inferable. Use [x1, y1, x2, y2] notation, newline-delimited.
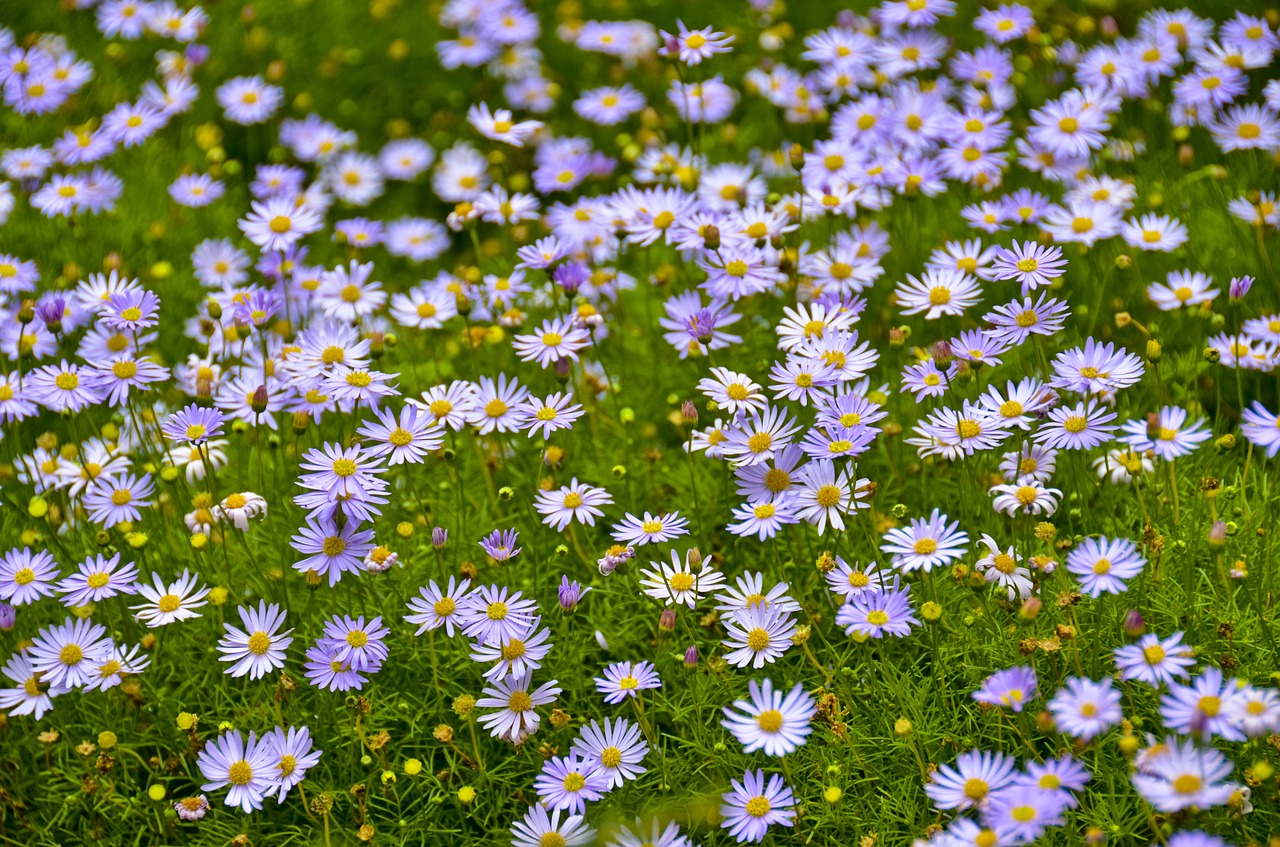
[659, 21, 734, 65]
[196, 729, 278, 814]
[836, 581, 919, 639]
[981, 788, 1068, 841]
[984, 294, 1070, 345]
[639, 549, 726, 608]
[572, 717, 649, 788]
[358, 404, 443, 464]
[238, 195, 323, 253]
[477, 672, 561, 743]
[468, 374, 530, 435]
[535, 753, 610, 814]
[162, 404, 225, 445]
[262, 726, 322, 803]
[1114, 631, 1196, 687]
[513, 316, 591, 368]
[291, 517, 374, 587]
[1159, 667, 1247, 742]
[1034, 399, 1118, 451]
[55, 552, 139, 607]
[881, 509, 969, 574]
[0, 649, 64, 719]
[721, 679, 815, 757]
[1130, 737, 1237, 812]
[84, 472, 155, 526]
[0, 547, 58, 606]
[459, 585, 538, 647]
[792, 459, 868, 535]
[1121, 213, 1188, 251]
[595, 660, 661, 705]
[989, 481, 1062, 518]
[28, 617, 112, 689]
[720, 769, 795, 844]
[974, 667, 1038, 713]
[467, 103, 542, 147]
[519, 392, 584, 440]
[974, 535, 1034, 601]
[217, 601, 293, 680]
[825, 557, 884, 602]
[722, 604, 796, 669]
[1147, 270, 1218, 311]
[1050, 338, 1145, 396]
[1048, 676, 1123, 741]
[925, 749, 1018, 811]
[131, 569, 210, 627]
[1067, 535, 1147, 598]
[697, 367, 767, 416]
[727, 497, 801, 541]
[511, 805, 594, 847]
[894, 268, 982, 319]
[611, 512, 689, 547]
[534, 478, 613, 531]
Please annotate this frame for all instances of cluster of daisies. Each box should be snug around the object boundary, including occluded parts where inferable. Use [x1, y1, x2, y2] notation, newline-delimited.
[1, 0, 1279, 845]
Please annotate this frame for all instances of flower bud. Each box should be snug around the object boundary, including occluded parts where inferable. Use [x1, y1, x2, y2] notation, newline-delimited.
[702, 224, 721, 251]
[659, 609, 676, 633]
[681, 400, 698, 423]
[1114, 254, 1132, 270]
[1145, 339, 1162, 362]
[894, 717, 913, 736]
[683, 644, 698, 667]
[1209, 520, 1227, 547]
[1019, 597, 1042, 620]
[431, 527, 449, 549]
[1123, 609, 1145, 638]
[251, 385, 268, 414]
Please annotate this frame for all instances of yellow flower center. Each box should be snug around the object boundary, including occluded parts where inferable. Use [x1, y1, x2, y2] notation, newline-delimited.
[248, 632, 272, 654]
[228, 760, 254, 785]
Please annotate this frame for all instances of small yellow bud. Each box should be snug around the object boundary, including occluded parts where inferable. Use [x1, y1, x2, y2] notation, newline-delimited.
[28, 496, 48, 518]
[147, 785, 167, 801]
[457, 786, 477, 804]
[404, 758, 423, 776]
[823, 786, 842, 804]
[176, 712, 198, 731]
[98, 731, 118, 749]
[894, 718, 913, 737]
[208, 586, 229, 606]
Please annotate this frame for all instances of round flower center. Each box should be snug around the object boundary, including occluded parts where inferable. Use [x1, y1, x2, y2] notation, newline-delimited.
[55, 372, 79, 390]
[484, 399, 508, 418]
[86, 571, 110, 589]
[507, 691, 532, 712]
[268, 216, 292, 234]
[562, 772, 586, 792]
[928, 286, 951, 305]
[111, 489, 132, 506]
[1016, 486, 1038, 506]
[1092, 558, 1112, 575]
[158, 594, 181, 612]
[1173, 774, 1202, 794]
[248, 632, 272, 654]
[332, 458, 358, 478]
[1198, 695, 1221, 716]
[725, 259, 749, 277]
[815, 484, 841, 507]
[963, 778, 988, 801]
[866, 610, 890, 625]
[956, 419, 981, 439]
[185, 424, 207, 440]
[1143, 645, 1166, 664]
[747, 432, 773, 454]
[757, 709, 783, 732]
[322, 536, 346, 556]
[746, 628, 771, 651]
[321, 345, 345, 364]
[1063, 415, 1088, 433]
[501, 640, 527, 661]
[669, 572, 695, 592]
[563, 492, 584, 509]
[993, 554, 1017, 575]
[745, 796, 771, 817]
[600, 746, 622, 768]
[59, 644, 83, 665]
[752, 503, 776, 519]
[913, 538, 938, 555]
[1010, 806, 1037, 823]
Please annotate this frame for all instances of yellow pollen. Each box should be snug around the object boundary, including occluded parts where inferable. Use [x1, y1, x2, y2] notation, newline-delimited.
[227, 760, 254, 786]
[248, 632, 272, 654]
[913, 538, 938, 555]
[669, 572, 695, 592]
[158, 594, 181, 613]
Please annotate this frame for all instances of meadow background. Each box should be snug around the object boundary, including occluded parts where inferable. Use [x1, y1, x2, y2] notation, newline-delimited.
[1, 1, 1280, 846]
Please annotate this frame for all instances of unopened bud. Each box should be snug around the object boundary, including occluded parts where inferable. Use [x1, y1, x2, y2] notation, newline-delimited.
[1114, 254, 1132, 270]
[681, 400, 698, 423]
[1019, 597, 1042, 620]
[1177, 144, 1194, 166]
[702, 225, 721, 251]
[206, 299, 222, 320]
[683, 644, 698, 667]
[1209, 520, 1227, 547]
[659, 609, 676, 633]
[1123, 609, 1145, 638]
[292, 411, 310, 434]
[251, 385, 269, 414]
[1146, 339, 1162, 362]
[931, 340, 952, 364]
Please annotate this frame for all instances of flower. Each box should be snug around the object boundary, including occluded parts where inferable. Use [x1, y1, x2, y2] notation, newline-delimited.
[639, 549, 726, 608]
[55, 553, 139, 607]
[611, 511, 690, 546]
[595, 660, 661, 705]
[836, 580, 919, 638]
[1066, 537, 1146, 597]
[28, 617, 112, 689]
[721, 679, 816, 757]
[1114, 631, 1196, 687]
[262, 725, 322, 803]
[476, 672, 561, 743]
[1131, 737, 1238, 812]
[1159, 667, 1247, 741]
[131, 569, 210, 627]
[459, 585, 538, 646]
[217, 601, 293, 680]
[722, 604, 797, 669]
[534, 753, 609, 814]
[196, 729, 278, 814]
[720, 769, 795, 844]
[973, 667, 1038, 713]
[510, 804, 595, 847]
[572, 717, 648, 788]
[1048, 676, 1123, 741]
[0, 547, 59, 606]
[405, 577, 472, 636]
[925, 749, 1018, 810]
[881, 509, 970, 573]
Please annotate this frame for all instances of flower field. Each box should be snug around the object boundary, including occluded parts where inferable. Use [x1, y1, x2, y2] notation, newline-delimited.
[1, 1, 1279, 846]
